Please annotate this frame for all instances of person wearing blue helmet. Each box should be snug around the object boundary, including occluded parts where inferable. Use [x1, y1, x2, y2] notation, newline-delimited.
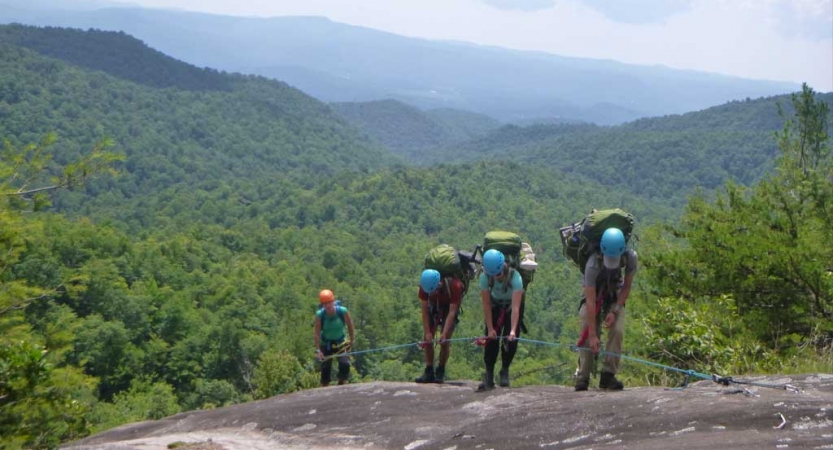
[415, 269, 464, 383]
[477, 249, 525, 390]
[575, 226, 638, 391]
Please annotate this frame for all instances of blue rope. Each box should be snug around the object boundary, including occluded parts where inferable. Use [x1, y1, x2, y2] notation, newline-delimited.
[516, 337, 712, 381]
[322, 341, 420, 360]
[318, 335, 789, 390]
[325, 336, 737, 387]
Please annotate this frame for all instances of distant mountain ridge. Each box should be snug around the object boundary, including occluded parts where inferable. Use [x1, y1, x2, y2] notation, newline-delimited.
[427, 93, 833, 204]
[0, 24, 401, 202]
[0, 2, 800, 125]
[0, 24, 232, 91]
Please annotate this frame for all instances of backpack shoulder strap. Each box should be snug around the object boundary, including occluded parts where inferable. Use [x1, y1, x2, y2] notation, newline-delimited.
[443, 277, 452, 299]
[319, 306, 346, 324]
[487, 267, 515, 293]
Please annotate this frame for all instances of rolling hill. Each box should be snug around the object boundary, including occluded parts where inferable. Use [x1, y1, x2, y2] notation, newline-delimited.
[331, 100, 501, 159]
[422, 93, 833, 206]
[0, 24, 402, 200]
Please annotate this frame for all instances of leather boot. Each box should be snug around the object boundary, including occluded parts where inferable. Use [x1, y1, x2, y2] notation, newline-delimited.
[415, 366, 435, 383]
[434, 366, 445, 384]
[599, 371, 624, 390]
[477, 370, 495, 391]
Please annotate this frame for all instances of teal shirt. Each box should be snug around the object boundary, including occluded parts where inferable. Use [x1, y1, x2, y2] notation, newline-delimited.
[316, 306, 347, 341]
[479, 269, 523, 306]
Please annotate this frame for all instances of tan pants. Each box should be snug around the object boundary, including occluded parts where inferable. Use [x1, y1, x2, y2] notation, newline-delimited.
[576, 302, 626, 381]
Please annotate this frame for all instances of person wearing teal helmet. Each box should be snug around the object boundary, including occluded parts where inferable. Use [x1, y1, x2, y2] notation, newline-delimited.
[478, 249, 524, 390]
[482, 249, 505, 276]
[575, 226, 638, 392]
[415, 269, 463, 383]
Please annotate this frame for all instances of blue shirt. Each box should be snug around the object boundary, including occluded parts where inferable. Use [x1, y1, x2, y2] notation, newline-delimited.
[479, 269, 523, 306]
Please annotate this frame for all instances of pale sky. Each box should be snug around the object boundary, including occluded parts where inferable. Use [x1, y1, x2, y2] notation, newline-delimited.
[118, 0, 833, 91]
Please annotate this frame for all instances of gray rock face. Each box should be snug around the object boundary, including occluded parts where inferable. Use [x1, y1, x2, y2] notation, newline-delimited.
[65, 374, 833, 450]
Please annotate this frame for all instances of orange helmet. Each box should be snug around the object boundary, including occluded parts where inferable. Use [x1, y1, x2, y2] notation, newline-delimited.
[319, 289, 335, 303]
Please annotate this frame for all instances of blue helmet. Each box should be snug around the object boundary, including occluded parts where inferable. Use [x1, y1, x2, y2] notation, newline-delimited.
[482, 249, 505, 276]
[600, 228, 626, 257]
[420, 269, 441, 294]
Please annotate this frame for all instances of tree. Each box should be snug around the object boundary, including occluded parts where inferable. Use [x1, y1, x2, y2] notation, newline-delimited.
[647, 84, 832, 356]
[0, 134, 121, 448]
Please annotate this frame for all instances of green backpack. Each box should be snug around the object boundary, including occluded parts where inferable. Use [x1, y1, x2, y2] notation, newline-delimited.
[423, 244, 478, 297]
[483, 231, 535, 290]
[559, 209, 634, 273]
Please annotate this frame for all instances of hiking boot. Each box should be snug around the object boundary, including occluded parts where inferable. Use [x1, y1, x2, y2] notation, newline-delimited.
[337, 379, 346, 386]
[599, 371, 624, 390]
[499, 367, 510, 387]
[415, 366, 435, 384]
[477, 370, 495, 391]
[574, 378, 589, 391]
[434, 366, 445, 384]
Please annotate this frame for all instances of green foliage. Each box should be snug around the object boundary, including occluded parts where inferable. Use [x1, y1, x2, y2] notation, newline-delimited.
[252, 350, 312, 399]
[184, 379, 243, 410]
[0, 24, 234, 92]
[636, 295, 780, 378]
[0, 25, 400, 205]
[88, 379, 180, 434]
[332, 100, 501, 159]
[645, 84, 832, 357]
[0, 341, 94, 450]
[419, 94, 832, 206]
[0, 131, 119, 448]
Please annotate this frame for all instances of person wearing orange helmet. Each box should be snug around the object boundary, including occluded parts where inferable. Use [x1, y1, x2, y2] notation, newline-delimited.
[314, 289, 355, 387]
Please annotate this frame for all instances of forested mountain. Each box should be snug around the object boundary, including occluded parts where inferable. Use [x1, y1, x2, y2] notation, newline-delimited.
[331, 100, 501, 159]
[0, 1, 799, 124]
[420, 93, 833, 206]
[425, 108, 503, 137]
[1, 24, 830, 450]
[0, 24, 233, 91]
[0, 24, 401, 200]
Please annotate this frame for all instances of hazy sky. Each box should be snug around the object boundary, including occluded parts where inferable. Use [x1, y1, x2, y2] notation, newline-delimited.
[118, 0, 832, 91]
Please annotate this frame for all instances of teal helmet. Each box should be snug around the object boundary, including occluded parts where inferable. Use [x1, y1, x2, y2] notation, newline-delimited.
[482, 249, 505, 276]
[420, 269, 441, 294]
[600, 228, 626, 257]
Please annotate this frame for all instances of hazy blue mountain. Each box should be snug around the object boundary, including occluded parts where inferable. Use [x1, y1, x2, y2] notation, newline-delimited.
[0, 2, 800, 125]
[331, 100, 502, 159]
